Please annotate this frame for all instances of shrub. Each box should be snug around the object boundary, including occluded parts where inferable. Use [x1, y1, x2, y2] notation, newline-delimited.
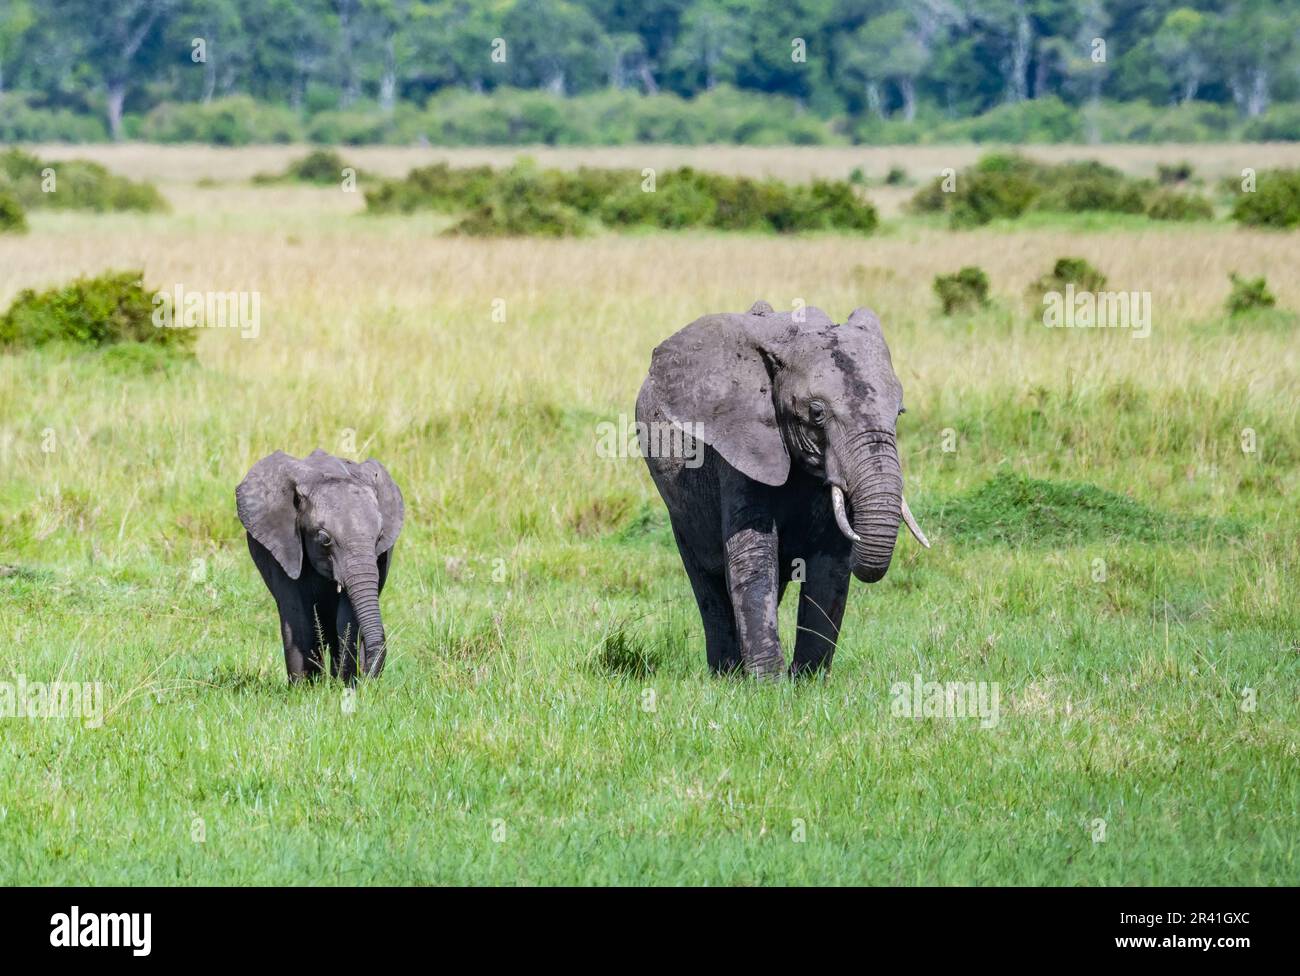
[1157, 161, 1195, 184]
[0, 271, 193, 353]
[884, 166, 908, 186]
[912, 152, 1200, 225]
[792, 179, 877, 231]
[931, 96, 1082, 143]
[1231, 169, 1300, 229]
[0, 149, 166, 212]
[599, 175, 717, 229]
[1225, 273, 1276, 315]
[950, 170, 1039, 226]
[1031, 257, 1107, 298]
[305, 104, 424, 145]
[448, 196, 585, 238]
[1032, 160, 1147, 213]
[1241, 104, 1300, 141]
[365, 162, 498, 214]
[138, 96, 302, 145]
[371, 160, 876, 235]
[1146, 190, 1213, 221]
[0, 93, 109, 142]
[1052, 174, 1146, 213]
[933, 267, 990, 314]
[445, 165, 586, 238]
[255, 149, 354, 186]
[0, 189, 27, 233]
[908, 176, 950, 214]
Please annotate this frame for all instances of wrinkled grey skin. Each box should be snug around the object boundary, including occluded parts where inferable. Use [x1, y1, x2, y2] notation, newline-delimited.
[637, 301, 906, 678]
[237, 449, 404, 683]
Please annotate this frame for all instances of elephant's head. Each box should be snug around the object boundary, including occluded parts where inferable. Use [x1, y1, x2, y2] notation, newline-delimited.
[648, 301, 928, 583]
[236, 449, 404, 676]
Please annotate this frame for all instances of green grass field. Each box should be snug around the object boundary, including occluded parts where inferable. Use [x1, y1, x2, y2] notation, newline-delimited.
[0, 145, 1297, 884]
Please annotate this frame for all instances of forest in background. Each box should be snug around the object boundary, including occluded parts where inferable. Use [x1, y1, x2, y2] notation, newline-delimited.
[2, 0, 1299, 144]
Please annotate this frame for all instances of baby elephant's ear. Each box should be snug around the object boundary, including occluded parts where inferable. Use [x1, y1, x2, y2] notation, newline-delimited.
[363, 459, 404, 555]
[236, 451, 303, 579]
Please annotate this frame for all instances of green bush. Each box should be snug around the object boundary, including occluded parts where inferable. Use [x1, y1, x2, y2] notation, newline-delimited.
[1089, 100, 1237, 143]
[914, 152, 1205, 226]
[255, 149, 355, 186]
[0, 149, 167, 213]
[1032, 160, 1147, 213]
[371, 160, 876, 236]
[933, 267, 991, 314]
[599, 176, 717, 230]
[138, 96, 302, 145]
[305, 103, 424, 145]
[1031, 257, 1107, 298]
[1146, 190, 1214, 221]
[0, 271, 194, 353]
[445, 162, 587, 237]
[1241, 104, 1300, 141]
[1231, 169, 1300, 229]
[409, 86, 840, 147]
[366, 162, 499, 214]
[1225, 273, 1276, 315]
[1157, 161, 1195, 185]
[0, 189, 27, 233]
[448, 197, 585, 238]
[0, 93, 109, 142]
[884, 166, 908, 186]
[931, 96, 1083, 143]
[950, 170, 1039, 226]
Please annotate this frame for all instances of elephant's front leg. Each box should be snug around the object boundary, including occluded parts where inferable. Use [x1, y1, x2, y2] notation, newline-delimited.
[790, 558, 851, 677]
[335, 595, 360, 684]
[723, 525, 785, 678]
[276, 598, 327, 682]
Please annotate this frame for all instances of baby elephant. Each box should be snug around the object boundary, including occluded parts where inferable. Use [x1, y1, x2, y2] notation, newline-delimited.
[237, 449, 404, 683]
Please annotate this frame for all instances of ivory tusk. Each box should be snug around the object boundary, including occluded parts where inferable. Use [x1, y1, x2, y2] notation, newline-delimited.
[831, 485, 861, 542]
[901, 495, 931, 549]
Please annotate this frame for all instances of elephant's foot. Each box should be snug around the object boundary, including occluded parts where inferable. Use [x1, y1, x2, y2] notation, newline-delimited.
[744, 650, 787, 680]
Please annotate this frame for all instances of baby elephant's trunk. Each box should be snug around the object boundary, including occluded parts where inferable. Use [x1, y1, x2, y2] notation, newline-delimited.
[340, 553, 387, 679]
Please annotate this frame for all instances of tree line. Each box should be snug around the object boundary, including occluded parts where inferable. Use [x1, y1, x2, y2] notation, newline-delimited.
[1, 0, 1297, 140]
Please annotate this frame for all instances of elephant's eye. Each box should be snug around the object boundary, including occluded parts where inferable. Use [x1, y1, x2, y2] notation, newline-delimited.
[317, 530, 333, 548]
[809, 400, 827, 426]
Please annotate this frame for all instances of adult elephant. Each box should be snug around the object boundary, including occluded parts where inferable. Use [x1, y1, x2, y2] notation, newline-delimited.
[636, 301, 928, 679]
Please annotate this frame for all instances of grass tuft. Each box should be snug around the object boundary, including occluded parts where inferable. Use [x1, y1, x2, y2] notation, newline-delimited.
[940, 470, 1242, 546]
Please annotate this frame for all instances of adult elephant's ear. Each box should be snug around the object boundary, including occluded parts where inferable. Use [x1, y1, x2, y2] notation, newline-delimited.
[363, 459, 404, 555]
[647, 313, 790, 486]
[236, 451, 303, 579]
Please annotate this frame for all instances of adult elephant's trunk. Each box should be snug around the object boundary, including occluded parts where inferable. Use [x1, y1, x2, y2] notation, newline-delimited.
[339, 550, 387, 678]
[843, 432, 904, 583]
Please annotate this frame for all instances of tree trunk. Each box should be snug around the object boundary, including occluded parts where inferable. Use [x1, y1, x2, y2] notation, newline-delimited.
[380, 35, 396, 113]
[106, 80, 127, 141]
[867, 82, 883, 119]
[1010, 6, 1032, 102]
[638, 63, 658, 94]
[1247, 67, 1269, 117]
[899, 77, 916, 122]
